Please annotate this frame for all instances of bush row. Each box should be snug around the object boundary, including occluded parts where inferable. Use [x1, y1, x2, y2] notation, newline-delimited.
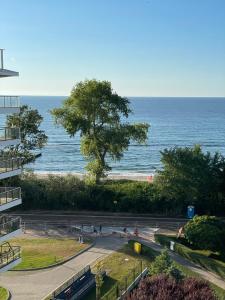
[5, 172, 225, 216]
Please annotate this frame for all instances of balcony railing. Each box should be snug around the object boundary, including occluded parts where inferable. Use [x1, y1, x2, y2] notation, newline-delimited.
[0, 216, 21, 238]
[0, 158, 22, 174]
[0, 96, 20, 108]
[0, 127, 20, 141]
[0, 242, 21, 270]
[0, 187, 21, 207]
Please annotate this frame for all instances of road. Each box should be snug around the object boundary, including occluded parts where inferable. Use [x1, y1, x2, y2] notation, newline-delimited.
[12, 211, 188, 230]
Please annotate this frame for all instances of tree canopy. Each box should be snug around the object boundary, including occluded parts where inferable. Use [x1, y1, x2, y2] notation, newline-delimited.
[5, 105, 48, 163]
[154, 145, 225, 214]
[184, 215, 225, 252]
[51, 79, 149, 182]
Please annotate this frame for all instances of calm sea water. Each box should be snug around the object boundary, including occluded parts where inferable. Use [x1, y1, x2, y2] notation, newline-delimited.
[20, 96, 225, 175]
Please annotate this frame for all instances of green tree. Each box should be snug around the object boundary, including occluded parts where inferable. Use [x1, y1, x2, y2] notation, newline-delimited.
[184, 215, 225, 252]
[4, 105, 48, 164]
[154, 145, 225, 214]
[51, 79, 149, 182]
[95, 263, 104, 300]
[149, 249, 183, 281]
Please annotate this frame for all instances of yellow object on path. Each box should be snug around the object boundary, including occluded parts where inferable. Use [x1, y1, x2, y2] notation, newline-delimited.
[134, 242, 141, 254]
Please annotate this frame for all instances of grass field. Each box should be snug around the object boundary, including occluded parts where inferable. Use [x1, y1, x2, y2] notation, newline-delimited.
[11, 237, 90, 270]
[84, 240, 225, 300]
[0, 287, 9, 300]
[85, 242, 156, 300]
[155, 234, 225, 280]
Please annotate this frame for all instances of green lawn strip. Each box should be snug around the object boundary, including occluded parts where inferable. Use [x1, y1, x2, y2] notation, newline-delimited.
[11, 237, 90, 270]
[85, 241, 156, 300]
[85, 240, 225, 300]
[0, 287, 9, 300]
[155, 233, 225, 280]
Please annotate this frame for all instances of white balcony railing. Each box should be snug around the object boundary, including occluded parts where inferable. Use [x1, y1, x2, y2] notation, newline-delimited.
[0, 187, 21, 207]
[0, 96, 20, 108]
[0, 242, 21, 270]
[0, 216, 21, 238]
[0, 127, 20, 141]
[0, 158, 22, 175]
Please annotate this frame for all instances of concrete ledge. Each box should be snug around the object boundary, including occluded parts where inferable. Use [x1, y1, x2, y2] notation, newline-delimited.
[0, 228, 23, 243]
[0, 169, 22, 180]
[0, 258, 22, 273]
[10, 241, 95, 272]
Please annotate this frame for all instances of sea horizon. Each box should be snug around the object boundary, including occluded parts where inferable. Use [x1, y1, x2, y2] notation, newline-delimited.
[16, 96, 225, 175]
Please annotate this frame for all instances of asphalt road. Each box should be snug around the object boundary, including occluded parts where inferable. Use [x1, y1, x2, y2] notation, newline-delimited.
[12, 211, 188, 229]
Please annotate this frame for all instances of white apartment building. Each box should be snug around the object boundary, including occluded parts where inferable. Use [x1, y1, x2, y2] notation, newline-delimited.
[0, 49, 22, 272]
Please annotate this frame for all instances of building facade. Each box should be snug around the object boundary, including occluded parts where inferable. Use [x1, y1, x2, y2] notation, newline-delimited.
[0, 49, 22, 272]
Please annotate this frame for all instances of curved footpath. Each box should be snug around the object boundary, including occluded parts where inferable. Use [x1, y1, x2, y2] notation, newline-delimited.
[0, 236, 125, 300]
[1, 235, 224, 300]
[138, 238, 225, 290]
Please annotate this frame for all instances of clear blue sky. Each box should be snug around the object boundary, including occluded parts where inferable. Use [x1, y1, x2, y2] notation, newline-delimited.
[1, 0, 225, 96]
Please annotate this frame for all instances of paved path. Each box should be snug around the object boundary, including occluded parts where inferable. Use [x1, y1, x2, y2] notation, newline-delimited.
[0, 236, 125, 300]
[138, 238, 225, 290]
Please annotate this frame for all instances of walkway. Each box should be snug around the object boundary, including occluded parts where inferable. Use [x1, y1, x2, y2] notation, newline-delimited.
[139, 238, 225, 290]
[0, 236, 125, 300]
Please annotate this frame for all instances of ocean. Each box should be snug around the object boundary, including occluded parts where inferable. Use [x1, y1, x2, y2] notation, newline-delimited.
[20, 96, 225, 175]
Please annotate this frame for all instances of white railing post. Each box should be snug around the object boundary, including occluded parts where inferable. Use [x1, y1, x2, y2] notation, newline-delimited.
[0, 49, 4, 69]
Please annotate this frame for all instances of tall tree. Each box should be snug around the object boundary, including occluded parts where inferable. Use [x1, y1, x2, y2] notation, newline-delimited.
[52, 79, 149, 182]
[4, 105, 48, 164]
[155, 145, 225, 214]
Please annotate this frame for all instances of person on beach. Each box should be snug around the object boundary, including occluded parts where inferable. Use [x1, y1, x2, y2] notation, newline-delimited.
[99, 224, 102, 234]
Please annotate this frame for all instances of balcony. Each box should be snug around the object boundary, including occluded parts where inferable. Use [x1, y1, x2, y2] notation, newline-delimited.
[0, 215, 22, 243]
[0, 157, 22, 180]
[0, 127, 20, 147]
[0, 187, 22, 212]
[0, 242, 21, 272]
[0, 96, 20, 114]
[0, 49, 19, 78]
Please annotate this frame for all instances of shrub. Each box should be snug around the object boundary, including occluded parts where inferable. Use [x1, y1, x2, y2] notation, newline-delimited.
[182, 277, 217, 300]
[128, 275, 216, 300]
[149, 249, 183, 281]
[128, 275, 183, 300]
[184, 215, 225, 253]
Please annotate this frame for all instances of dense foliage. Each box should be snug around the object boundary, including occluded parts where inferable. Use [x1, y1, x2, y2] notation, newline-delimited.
[7, 170, 225, 216]
[128, 275, 216, 300]
[5, 105, 48, 163]
[51, 79, 149, 182]
[184, 215, 225, 253]
[155, 145, 225, 215]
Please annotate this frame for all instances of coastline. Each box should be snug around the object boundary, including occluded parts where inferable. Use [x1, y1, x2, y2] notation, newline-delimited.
[33, 171, 155, 182]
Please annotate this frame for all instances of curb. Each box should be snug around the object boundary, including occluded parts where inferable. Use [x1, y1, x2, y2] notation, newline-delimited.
[10, 241, 95, 272]
[7, 290, 11, 300]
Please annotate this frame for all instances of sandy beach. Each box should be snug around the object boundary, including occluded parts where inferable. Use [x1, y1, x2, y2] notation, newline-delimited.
[34, 171, 154, 182]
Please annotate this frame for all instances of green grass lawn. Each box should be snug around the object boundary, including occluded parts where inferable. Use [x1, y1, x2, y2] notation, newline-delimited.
[84, 240, 225, 300]
[0, 287, 9, 300]
[155, 233, 225, 280]
[11, 237, 90, 270]
[85, 241, 156, 300]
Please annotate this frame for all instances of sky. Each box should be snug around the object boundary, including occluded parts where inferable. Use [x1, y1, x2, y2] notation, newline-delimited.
[0, 0, 225, 97]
